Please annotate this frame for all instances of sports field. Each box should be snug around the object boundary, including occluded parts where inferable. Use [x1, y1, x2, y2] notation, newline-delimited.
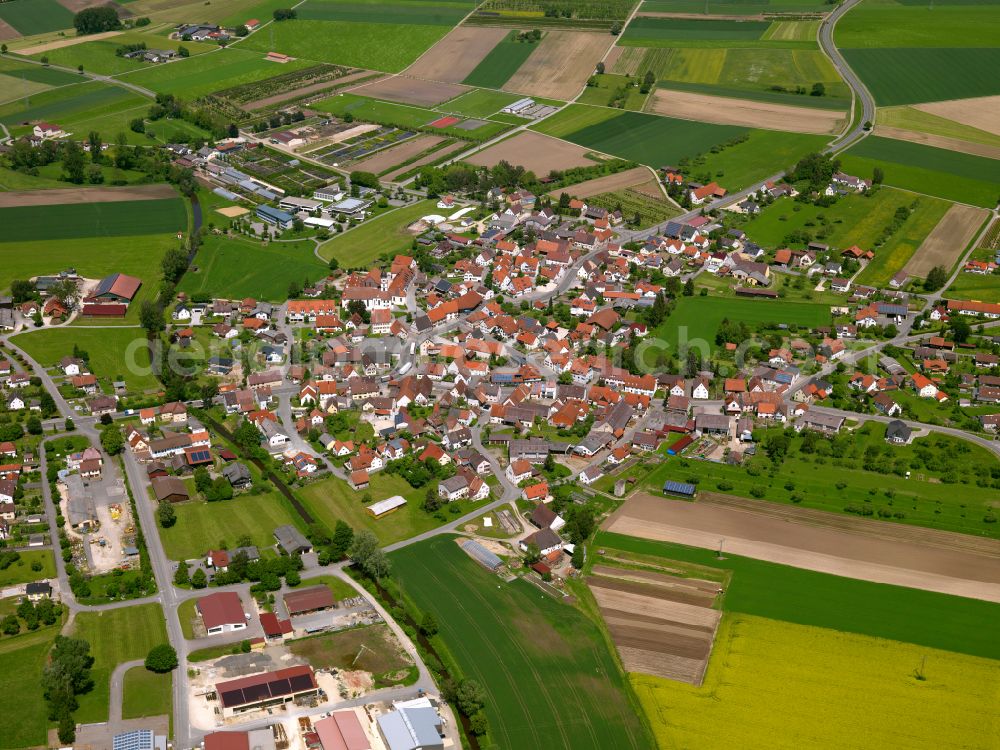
[11, 327, 158, 392]
[72, 604, 169, 724]
[462, 31, 539, 88]
[0, 0, 74, 35]
[595, 532, 1000, 659]
[236, 18, 448, 72]
[839, 136, 1000, 208]
[121, 667, 172, 720]
[120, 47, 312, 98]
[318, 199, 437, 267]
[633, 614, 1000, 750]
[648, 295, 829, 356]
[0, 198, 186, 242]
[179, 236, 326, 302]
[298, 473, 488, 546]
[160, 492, 305, 560]
[390, 537, 653, 750]
[538, 107, 748, 170]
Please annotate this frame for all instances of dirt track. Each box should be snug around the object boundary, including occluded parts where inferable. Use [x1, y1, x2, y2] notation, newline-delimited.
[915, 95, 1000, 137]
[605, 493, 1000, 601]
[875, 126, 1000, 160]
[17, 29, 122, 55]
[0, 184, 177, 207]
[904, 203, 990, 278]
[504, 30, 611, 101]
[547, 166, 658, 198]
[404, 26, 509, 83]
[648, 88, 845, 135]
[349, 75, 469, 107]
[465, 131, 597, 174]
[351, 135, 444, 173]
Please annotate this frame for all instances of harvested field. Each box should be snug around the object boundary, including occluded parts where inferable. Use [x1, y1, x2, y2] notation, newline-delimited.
[349, 75, 470, 107]
[915, 95, 1000, 138]
[874, 126, 1000, 161]
[404, 26, 510, 83]
[382, 140, 467, 181]
[904, 203, 990, 278]
[550, 166, 657, 198]
[465, 131, 597, 174]
[588, 567, 722, 685]
[604, 493, 1000, 601]
[0, 183, 177, 208]
[351, 134, 445, 173]
[648, 88, 844, 134]
[242, 70, 381, 111]
[0, 19, 18, 40]
[504, 31, 612, 100]
[17, 29, 122, 54]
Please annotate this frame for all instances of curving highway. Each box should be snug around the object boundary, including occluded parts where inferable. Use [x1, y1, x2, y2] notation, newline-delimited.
[819, 0, 877, 154]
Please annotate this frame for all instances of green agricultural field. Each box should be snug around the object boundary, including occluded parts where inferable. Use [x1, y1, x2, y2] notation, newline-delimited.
[11, 327, 158, 392]
[694, 130, 829, 192]
[761, 19, 820, 42]
[743, 187, 941, 250]
[621, 16, 775, 46]
[639, 0, 830, 13]
[648, 295, 829, 356]
[530, 102, 622, 139]
[441, 89, 522, 118]
[318, 199, 436, 267]
[122, 667, 172, 721]
[29, 33, 217, 76]
[72, 605, 169, 724]
[596, 532, 1000, 659]
[633, 614, 1000, 750]
[0, 634, 59, 748]
[0, 198, 186, 243]
[646, 47, 851, 103]
[576, 74, 648, 110]
[462, 31, 540, 88]
[842, 48, 1000, 106]
[178, 236, 326, 302]
[298, 0, 472, 26]
[855, 196, 952, 287]
[0, 81, 142, 133]
[298, 473, 489, 546]
[835, 3, 1000, 49]
[839, 136, 1000, 208]
[160, 492, 305, 560]
[548, 108, 747, 169]
[236, 19, 447, 72]
[646, 422, 1000, 538]
[877, 106, 1000, 149]
[119, 47, 311, 98]
[0, 0, 74, 35]
[390, 537, 653, 750]
[0, 550, 55, 587]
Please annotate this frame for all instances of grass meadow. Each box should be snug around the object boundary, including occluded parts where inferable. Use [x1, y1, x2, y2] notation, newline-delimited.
[318, 199, 436, 267]
[0, 198, 186, 242]
[0, 550, 56, 587]
[0, 633, 58, 747]
[29, 33, 217, 76]
[0, 0, 74, 35]
[576, 74, 649, 110]
[531, 103, 622, 138]
[121, 666, 172, 721]
[236, 18, 448, 72]
[462, 31, 540, 88]
[179, 235, 326, 302]
[442, 88, 521, 118]
[160, 491, 305, 560]
[298, 473, 489, 546]
[596, 532, 1000, 659]
[839, 136, 1000, 208]
[633, 614, 1000, 750]
[390, 537, 653, 750]
[694, 130, 829, 192]
[0, 81, 142, 133]
[72, 604, 169, 724]
[12, 327, 159, 392]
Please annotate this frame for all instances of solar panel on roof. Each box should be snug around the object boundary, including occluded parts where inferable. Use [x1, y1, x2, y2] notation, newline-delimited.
[663, 480, 696, 496]
[288, 674, 314, 691]
[221, 689, 244, 707]
[268, 678, 292, 697]
[243, 684, 270, 702]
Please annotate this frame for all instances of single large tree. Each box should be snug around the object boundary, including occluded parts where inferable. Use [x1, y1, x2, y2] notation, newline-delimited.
[144, 644, 178, 673]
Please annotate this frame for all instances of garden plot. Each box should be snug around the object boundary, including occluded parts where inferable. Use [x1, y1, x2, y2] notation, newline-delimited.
[307, 125, 420, 166]
[223, 148, 341, 194]
[349, 75, 469, 107]
[351, 134, 445, 173]
[589, 565, 722, 685]
[404, 25, 510, 83]
[504, 30, 613, 100]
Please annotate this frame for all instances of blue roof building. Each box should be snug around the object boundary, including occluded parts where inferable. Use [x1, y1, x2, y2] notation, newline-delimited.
[255, 204, 294, 229]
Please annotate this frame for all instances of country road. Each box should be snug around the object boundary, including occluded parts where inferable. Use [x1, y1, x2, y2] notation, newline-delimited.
[820, 0, 877, 153]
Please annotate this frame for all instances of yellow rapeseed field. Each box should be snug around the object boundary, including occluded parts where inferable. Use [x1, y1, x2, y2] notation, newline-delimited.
[633, 614, 1000, 750]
